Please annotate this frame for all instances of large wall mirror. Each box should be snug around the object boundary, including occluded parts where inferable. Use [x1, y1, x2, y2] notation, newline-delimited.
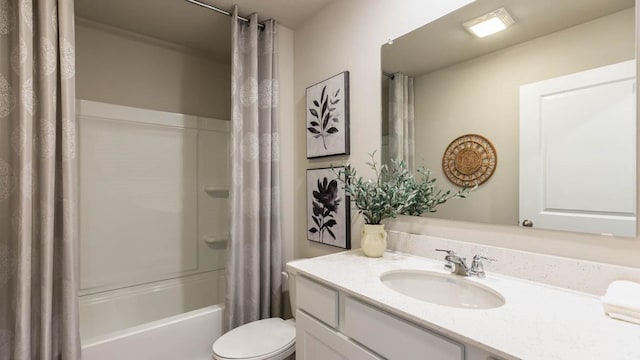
[381, 0, 637, 237]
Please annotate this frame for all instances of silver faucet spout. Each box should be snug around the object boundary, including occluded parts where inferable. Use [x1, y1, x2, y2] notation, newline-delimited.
[444, 254, 470, 276]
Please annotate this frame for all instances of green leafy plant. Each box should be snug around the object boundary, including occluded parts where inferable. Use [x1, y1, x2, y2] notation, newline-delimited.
[333, 152, 473, 224]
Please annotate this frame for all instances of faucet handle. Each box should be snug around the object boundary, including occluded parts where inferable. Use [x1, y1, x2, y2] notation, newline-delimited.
[470, 255, 495, 278]
[472, 255, 496, 263]
[435, 249, 455, 255]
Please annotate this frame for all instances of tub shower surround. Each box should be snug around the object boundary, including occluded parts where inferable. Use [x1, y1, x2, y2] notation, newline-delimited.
[77, 100, 229, 339]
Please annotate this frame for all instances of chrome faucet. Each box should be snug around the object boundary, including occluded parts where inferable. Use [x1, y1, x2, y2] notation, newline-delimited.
[436, 249, 495, 278]
[436, 249, 470, 276]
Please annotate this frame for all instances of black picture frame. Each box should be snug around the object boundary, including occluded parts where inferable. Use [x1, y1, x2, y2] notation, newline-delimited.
[305, 71, 350, 159]
[306, 167, 351, 249]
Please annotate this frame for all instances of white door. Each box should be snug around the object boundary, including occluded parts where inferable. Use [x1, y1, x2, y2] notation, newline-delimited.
[519, 60, 636, 237]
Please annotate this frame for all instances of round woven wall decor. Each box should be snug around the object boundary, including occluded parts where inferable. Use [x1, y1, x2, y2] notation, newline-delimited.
[442, 134, 497, 187]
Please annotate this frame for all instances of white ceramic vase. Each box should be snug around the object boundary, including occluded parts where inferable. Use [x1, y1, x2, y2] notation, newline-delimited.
[361, 224, 387, 258]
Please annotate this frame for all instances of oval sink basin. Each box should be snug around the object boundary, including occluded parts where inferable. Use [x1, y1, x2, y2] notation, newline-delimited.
[380, 270, 505, 309]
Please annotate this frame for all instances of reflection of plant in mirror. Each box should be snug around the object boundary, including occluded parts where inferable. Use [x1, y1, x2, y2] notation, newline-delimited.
[333, 152, 472, 224]
[402, 166, 475, 216]
[308, 85, 341, 150]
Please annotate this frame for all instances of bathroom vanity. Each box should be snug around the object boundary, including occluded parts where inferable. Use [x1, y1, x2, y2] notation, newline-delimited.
[288, 250, 640, 360]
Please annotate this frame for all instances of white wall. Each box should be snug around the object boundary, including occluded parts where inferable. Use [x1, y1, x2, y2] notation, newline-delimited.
[293, 0, 640, 268]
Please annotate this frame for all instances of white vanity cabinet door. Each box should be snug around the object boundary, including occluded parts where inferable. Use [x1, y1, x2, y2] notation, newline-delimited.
[296, 276, 339, 328]
[343, 297, 464, 360]
[296, 310, 382, 360]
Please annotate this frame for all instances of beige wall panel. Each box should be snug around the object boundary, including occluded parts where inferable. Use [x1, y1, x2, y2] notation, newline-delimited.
[76, 20, 231, 120]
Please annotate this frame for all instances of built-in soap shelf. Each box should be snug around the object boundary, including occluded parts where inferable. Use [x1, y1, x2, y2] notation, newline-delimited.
[203, 234, 228, 245]
[203, 185, 229, 198]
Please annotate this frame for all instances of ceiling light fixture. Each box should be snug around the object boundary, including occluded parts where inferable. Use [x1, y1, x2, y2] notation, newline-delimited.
[463, 8, 514, 38]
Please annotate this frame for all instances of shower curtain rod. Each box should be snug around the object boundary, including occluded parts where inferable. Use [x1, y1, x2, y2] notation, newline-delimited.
[383, 72, 395, 79]
[184, 0, 266, 28]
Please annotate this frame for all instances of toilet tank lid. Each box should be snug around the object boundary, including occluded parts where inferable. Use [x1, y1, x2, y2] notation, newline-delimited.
[213, 318, 295, 359]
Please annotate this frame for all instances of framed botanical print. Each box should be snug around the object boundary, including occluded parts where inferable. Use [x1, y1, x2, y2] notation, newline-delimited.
[306, 71, 350, 158]
[306, 167, 351, 249]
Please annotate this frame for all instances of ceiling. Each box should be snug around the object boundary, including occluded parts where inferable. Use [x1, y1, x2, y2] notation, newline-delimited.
[75, 0, 335, 61]
[382, 0, 635, 76]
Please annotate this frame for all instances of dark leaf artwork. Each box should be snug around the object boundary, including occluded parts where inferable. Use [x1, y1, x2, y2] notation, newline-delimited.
[308, 177, 342, 242]
[307, 84, 342, 150]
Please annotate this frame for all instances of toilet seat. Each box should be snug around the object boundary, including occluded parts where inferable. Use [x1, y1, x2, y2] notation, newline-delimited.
[212, 318, 296, 360]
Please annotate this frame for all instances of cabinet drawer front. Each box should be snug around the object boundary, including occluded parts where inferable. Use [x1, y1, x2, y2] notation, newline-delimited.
[297, 310, 382, 360]
[296, 276, 339, 328]
[344, 297, 464, 360]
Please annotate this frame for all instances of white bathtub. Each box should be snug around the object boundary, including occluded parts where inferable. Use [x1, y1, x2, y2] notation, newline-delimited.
[82, 304, 223, 360]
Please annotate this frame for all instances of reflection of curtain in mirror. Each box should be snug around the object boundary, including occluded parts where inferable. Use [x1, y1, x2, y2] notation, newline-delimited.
[389, 73, 415, 172]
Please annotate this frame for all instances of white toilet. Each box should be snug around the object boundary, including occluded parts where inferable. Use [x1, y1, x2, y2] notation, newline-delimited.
[212, 271, 298, 360]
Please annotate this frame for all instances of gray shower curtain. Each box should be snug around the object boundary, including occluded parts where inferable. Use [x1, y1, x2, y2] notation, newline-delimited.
[389, 73, 415, 172]
[0, 0, 80, 359]
[226, 7, 283, 330]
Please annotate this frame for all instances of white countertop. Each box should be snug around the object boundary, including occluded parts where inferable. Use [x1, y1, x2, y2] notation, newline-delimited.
[287, 250, 640, 360]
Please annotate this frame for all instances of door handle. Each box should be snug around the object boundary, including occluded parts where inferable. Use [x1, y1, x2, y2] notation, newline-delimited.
[522, 219, 533, 227]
